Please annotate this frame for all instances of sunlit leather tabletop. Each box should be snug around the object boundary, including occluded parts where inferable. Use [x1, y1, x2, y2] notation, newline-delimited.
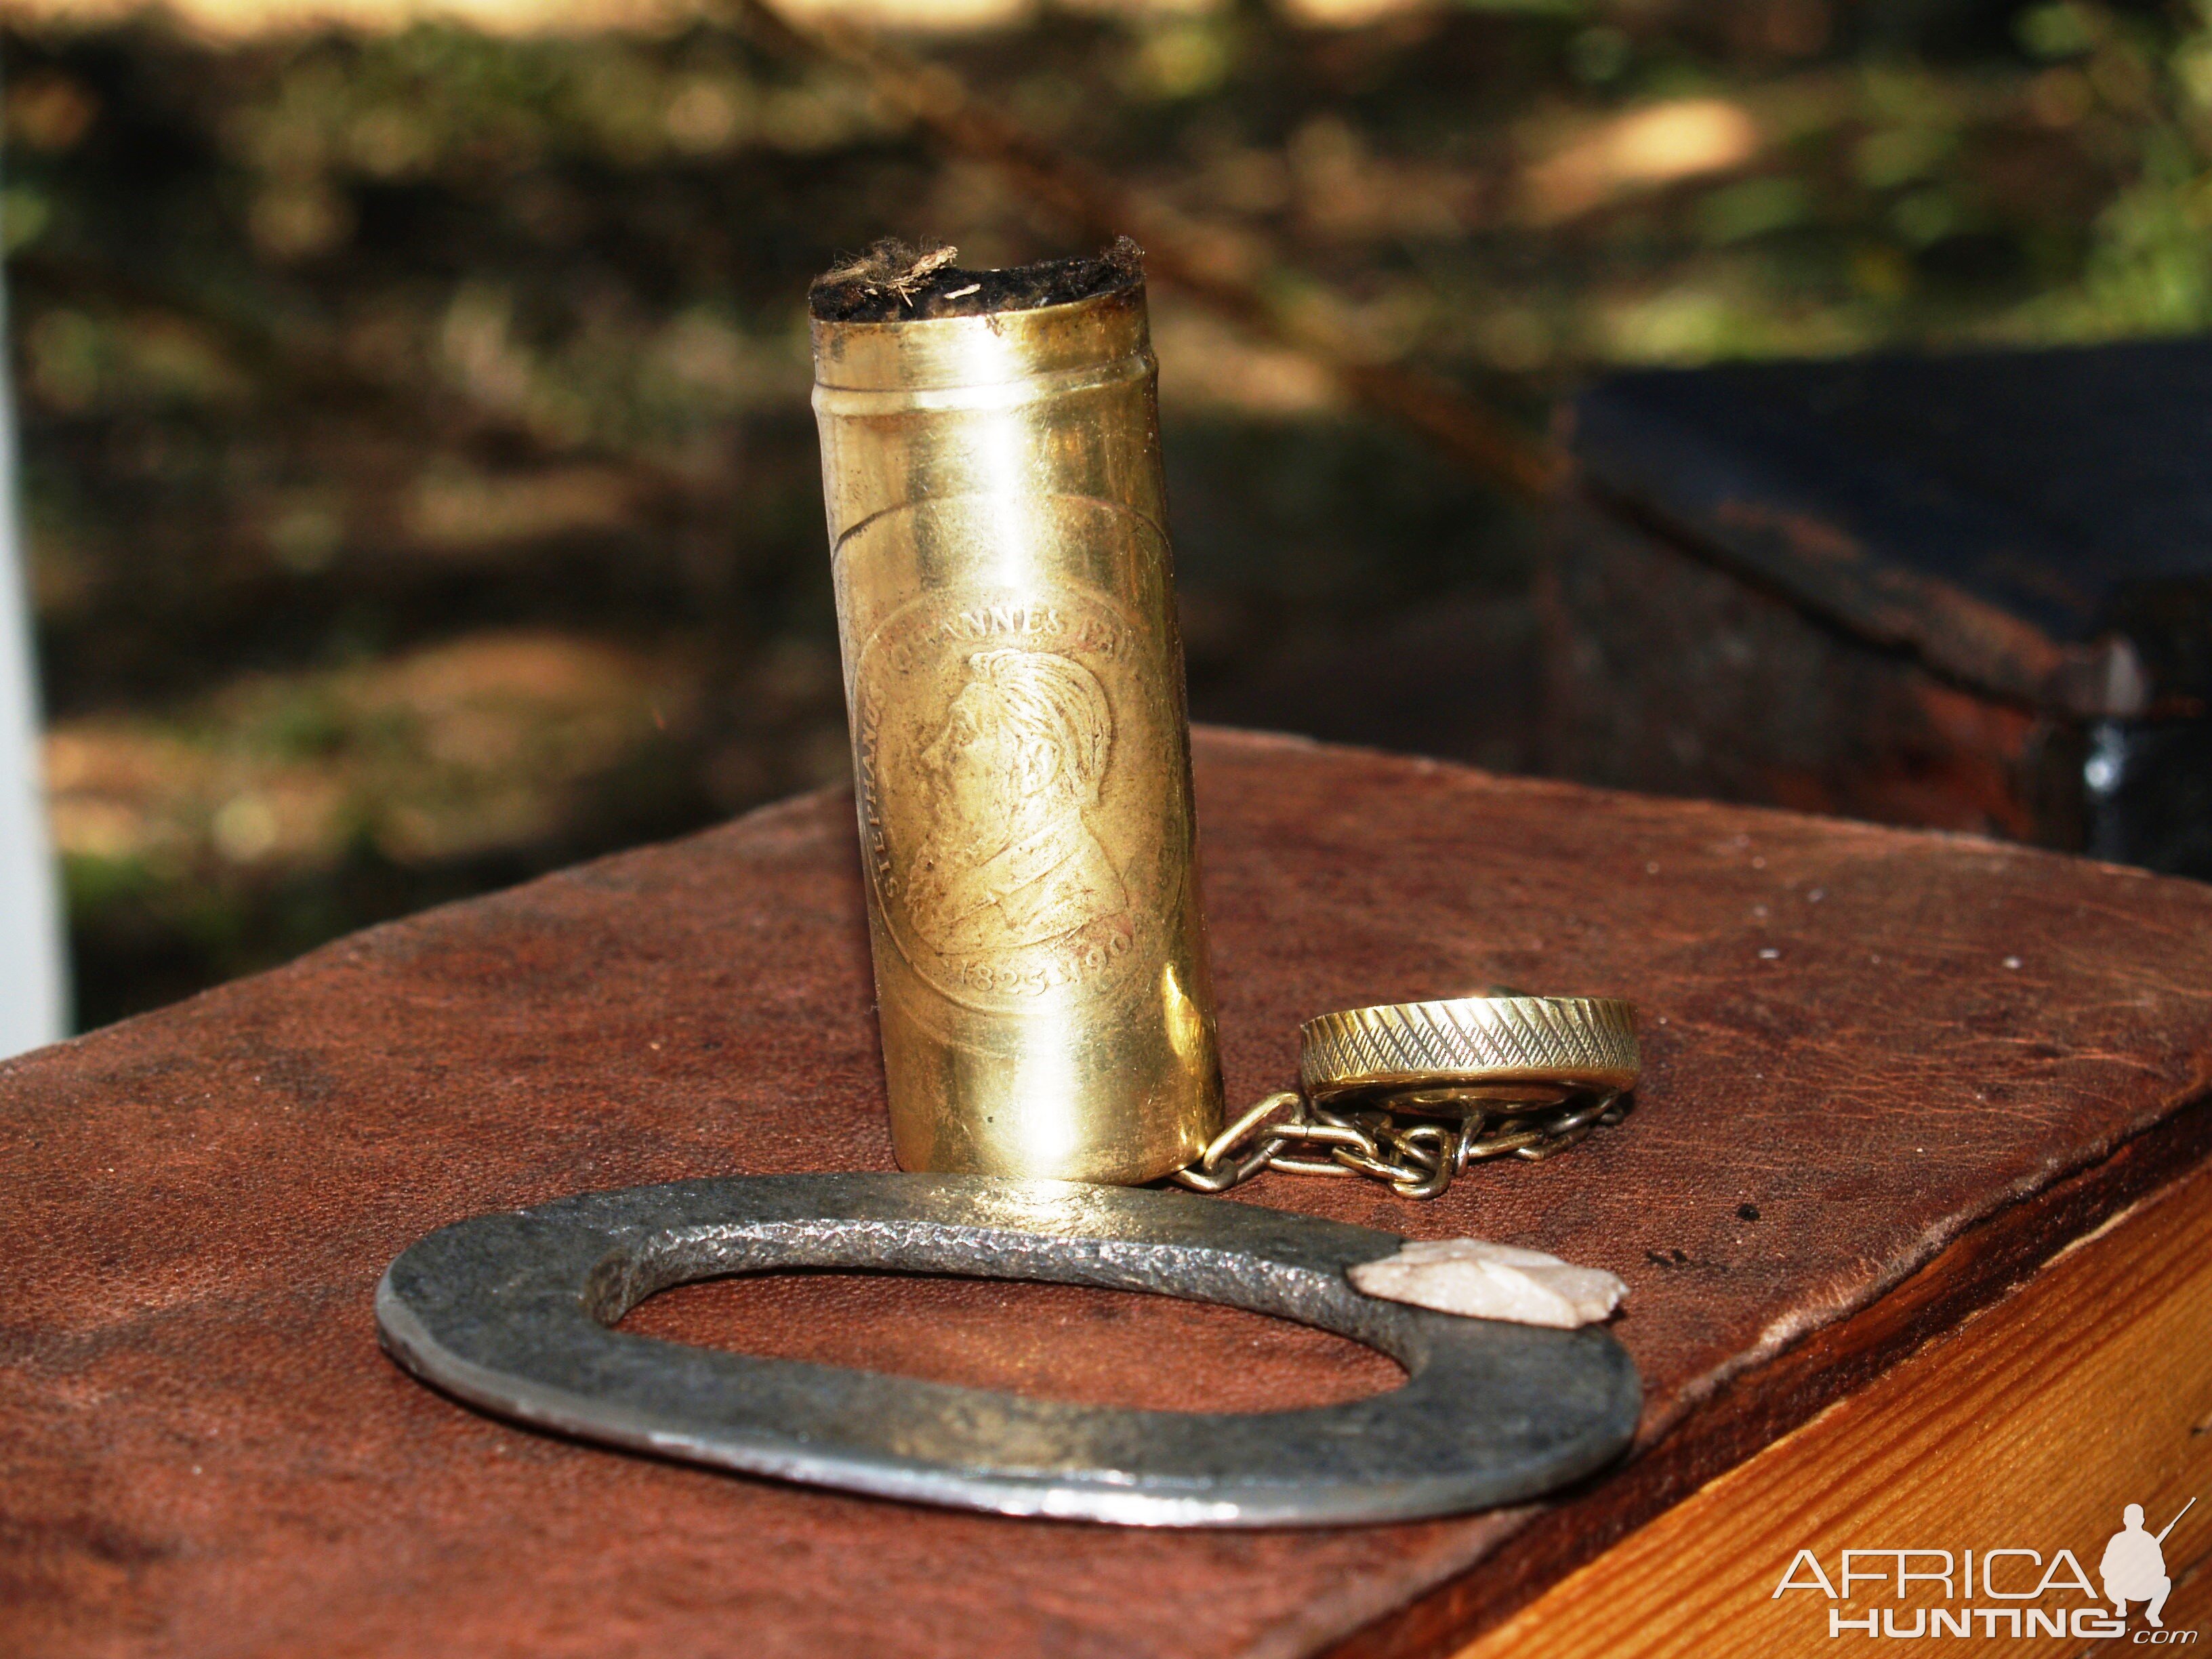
[7, 729, 2212, 1658]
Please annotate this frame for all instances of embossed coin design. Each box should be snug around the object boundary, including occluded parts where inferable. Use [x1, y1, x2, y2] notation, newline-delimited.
[848, 545, 1180, 1013]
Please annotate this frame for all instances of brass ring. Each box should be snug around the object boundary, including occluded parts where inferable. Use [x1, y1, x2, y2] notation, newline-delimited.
[1299, 996, 1639, 1111]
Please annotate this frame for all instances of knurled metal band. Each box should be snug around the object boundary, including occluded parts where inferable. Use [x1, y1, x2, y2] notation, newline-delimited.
[1300, 996, 1640, 1105]
[1174, 995, 1641, 1200]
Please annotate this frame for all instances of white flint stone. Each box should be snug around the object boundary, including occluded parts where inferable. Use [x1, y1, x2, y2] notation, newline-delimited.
[1346, 1238, 1627, 1329]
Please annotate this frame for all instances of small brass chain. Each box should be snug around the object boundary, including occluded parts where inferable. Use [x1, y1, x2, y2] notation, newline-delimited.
[1170, 1088, 1627, 1202]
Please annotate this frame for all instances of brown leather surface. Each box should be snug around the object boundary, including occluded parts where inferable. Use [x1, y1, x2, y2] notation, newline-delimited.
[7, 728, 2212, 1659]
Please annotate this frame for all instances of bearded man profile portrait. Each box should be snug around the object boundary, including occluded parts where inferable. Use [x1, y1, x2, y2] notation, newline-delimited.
[903, 647, 1131, 961]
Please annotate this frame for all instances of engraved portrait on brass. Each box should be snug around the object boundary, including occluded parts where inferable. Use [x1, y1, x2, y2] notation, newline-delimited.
[856, 576, 1156, 998]
[811, 242, 1223, 1185]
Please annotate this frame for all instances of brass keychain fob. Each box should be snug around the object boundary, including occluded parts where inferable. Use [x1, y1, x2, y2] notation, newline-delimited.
[809, 241, 1637, 1200]
[1180, 994, 1639, 1200]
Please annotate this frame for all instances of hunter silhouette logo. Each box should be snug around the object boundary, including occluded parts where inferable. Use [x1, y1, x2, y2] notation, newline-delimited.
[1772, 1493, 2200, 1642]
[2104, 1498, 2192, 1630]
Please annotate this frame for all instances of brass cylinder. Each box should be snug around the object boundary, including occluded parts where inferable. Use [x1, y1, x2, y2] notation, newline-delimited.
[810, 251, 1221, 1183]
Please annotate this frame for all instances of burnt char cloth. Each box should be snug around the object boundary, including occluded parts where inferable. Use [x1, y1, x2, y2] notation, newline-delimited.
[7, 729, 2212, 1659]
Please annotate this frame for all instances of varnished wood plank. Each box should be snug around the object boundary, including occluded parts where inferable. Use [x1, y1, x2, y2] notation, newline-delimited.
[1456, 1157, 2212, 1659]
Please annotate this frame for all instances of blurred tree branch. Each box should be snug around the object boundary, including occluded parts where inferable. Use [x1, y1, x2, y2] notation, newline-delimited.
[726, 0, 1568, 505]
[7, 249, 709, 512]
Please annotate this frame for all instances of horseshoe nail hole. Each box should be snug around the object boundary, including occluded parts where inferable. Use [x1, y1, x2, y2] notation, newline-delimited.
[619, 1269, 1406, 1414]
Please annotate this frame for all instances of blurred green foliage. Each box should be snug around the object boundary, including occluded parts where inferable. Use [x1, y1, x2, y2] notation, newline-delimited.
[6, 0, 2212, 1025]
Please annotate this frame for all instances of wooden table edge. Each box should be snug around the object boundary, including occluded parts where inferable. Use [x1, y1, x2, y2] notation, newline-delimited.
[1318, 1090, 2212, 1659]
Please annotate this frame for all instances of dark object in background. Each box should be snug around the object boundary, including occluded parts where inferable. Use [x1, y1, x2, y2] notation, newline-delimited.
[1542, 340, 2212, 878]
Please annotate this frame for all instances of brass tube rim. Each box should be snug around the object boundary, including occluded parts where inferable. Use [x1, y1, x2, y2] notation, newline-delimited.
[810, 286, 1147, 392]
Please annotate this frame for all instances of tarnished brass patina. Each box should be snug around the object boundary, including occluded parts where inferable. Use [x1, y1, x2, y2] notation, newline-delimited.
[811, 249, 1221, 1184]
